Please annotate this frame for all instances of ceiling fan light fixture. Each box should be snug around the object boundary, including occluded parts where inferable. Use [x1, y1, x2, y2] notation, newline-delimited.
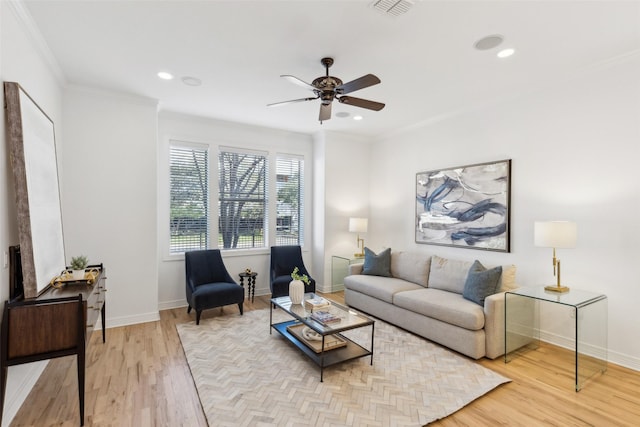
[268, 57, 384, 123]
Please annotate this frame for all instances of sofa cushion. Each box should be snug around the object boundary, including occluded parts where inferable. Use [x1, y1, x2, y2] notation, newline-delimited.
[343, 274, 423, 304]
[390, 251, 431, 287]
[362, 247, 392, 277]
[428, 255, 473, 294]
[393, 288, 485, 330]
[463, 260, 502, 306]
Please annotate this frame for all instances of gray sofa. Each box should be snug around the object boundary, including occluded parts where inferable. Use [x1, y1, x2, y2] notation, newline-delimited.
[343, 250, 517, 359]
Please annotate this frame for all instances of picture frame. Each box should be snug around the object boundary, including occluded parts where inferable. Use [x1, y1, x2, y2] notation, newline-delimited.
[4, 82, 66, 297]
[415, 159, 511, 252]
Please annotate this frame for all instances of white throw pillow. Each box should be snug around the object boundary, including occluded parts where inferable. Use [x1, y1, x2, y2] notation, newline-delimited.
[498, 264, 517, 291]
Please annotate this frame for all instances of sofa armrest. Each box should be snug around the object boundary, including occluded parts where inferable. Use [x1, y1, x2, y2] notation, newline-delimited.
[348, 263, 364, 275]
[484, 291, 508, 359]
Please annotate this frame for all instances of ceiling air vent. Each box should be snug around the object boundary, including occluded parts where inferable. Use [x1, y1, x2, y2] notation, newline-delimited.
[372, 0, 414, 17]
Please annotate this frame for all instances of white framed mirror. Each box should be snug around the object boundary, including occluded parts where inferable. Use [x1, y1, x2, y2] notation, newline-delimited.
[4, 82, 66, 297]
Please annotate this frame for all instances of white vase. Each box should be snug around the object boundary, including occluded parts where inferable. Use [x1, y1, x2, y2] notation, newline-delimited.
[71, 269, 85, 280]
[289, 280, 305, 304]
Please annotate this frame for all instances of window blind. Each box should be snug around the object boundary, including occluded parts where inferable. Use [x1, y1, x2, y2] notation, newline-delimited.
[275, 155, 304, 246]
[169, 145, 209, 254]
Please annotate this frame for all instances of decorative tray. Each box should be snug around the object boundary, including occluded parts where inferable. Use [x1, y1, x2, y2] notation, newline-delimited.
[50, 267, 101, 288]
[286, 323, 347, 353]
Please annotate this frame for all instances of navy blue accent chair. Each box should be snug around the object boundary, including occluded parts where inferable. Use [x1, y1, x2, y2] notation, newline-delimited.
[185, 249, 244, 325]
[269, 245, 316, 298]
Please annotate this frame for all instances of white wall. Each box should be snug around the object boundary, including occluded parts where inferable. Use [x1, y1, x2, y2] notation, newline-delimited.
[317, 131, 371, 291]
[61, 86, 160, 327]
[368, 53, 640, 369]
[157, 111, 314, 309]
[0, 2, 64, 425]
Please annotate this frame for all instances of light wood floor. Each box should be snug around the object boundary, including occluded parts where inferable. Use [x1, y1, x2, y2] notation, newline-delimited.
[7, 292, 640, 426]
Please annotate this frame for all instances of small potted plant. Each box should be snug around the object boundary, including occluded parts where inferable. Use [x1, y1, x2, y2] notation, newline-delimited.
[289, 266, 310, 304]
[69, 255, 89, 280]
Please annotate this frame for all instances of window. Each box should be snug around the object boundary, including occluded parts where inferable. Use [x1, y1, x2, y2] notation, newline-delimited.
[276, 155, 304, 246]
[166, 142, 307, 255]
[218, 149, 267, 249]
[169, 144, 209, 254]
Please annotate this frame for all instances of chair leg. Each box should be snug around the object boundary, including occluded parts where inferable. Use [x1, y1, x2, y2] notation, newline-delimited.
[187, 305, 192, 314]
[196, 310, 202, 325]
[238, 302, 244, 315]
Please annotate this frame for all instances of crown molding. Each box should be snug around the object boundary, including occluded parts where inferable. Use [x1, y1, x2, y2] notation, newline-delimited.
[6, 0, 67, 85]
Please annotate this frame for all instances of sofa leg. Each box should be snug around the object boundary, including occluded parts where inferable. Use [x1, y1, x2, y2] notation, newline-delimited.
[238, 302, 244, 315]
[196, 310, 202, 325]
[187, 305, 192, 314]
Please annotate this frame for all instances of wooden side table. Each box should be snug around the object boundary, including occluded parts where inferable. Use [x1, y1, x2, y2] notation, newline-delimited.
[238, 272, 257, 302]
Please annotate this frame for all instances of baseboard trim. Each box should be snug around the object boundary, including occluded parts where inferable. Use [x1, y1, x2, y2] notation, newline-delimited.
[158, 299, 187, 311]
[103, 311, 160, 329]
[540, 330, 640, 372]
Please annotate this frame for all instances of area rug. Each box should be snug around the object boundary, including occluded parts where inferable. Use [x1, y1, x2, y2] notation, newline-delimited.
[176, 309, 510, 426]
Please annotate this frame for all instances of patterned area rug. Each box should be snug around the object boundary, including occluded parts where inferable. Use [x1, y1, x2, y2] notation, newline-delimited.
[176, 309, 510, 426]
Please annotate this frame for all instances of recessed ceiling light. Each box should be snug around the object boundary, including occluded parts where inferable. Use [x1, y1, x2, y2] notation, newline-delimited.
[353, 115, 363, 121]
[497, 48, 515, 58]
[336, 112, 350, 118]
[474, 35, 504, 51]
[157, 71, 174, 80]
[181, 76, 202, 87]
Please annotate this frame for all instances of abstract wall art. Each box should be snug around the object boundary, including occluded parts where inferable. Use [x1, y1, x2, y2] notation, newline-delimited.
[415, 159, 511, 252]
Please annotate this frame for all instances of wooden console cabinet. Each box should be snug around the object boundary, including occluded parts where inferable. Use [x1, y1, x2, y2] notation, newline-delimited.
[0, 267, 106, 426]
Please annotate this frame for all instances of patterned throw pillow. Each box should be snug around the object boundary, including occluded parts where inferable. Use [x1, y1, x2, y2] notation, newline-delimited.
[362, 247, 392, 277]
[462, 260, 503, 306]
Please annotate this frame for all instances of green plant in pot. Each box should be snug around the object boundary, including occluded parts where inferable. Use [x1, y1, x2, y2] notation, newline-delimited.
[289, 267, 310, 304]
[69, 255, 89, 280]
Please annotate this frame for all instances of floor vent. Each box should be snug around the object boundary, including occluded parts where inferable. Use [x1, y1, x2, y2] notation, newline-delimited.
[372, 0, 415, 17]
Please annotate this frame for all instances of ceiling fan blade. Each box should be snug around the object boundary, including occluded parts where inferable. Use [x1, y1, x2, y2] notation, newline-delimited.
[281, 75, 316, 91]
[338, 96, 385, 111]
[335, 74, 381, 95]
[267, 97, 317, 107]
[319, 102, 332, 122]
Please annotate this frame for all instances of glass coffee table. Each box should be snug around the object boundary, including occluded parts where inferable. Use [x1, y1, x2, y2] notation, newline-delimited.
[270, 293, 375, 381]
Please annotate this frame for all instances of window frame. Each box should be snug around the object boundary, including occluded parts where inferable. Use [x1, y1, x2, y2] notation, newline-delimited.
[162, 137, 310, 259]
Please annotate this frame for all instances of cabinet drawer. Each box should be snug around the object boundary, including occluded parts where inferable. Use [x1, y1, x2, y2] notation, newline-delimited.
[85, 279, 106, 341]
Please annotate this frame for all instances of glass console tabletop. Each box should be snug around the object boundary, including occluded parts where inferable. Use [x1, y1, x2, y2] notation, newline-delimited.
[505, 287, 608, 391]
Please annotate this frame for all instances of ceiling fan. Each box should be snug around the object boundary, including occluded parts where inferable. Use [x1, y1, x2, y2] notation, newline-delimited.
[267, 57, 385, 123]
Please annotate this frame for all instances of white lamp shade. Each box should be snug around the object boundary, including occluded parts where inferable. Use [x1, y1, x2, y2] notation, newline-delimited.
[349, 217, 368, 233]
[534, 221, 577, 248]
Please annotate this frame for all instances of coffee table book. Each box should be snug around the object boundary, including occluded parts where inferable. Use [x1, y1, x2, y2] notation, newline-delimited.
[286, 323, 347, 353]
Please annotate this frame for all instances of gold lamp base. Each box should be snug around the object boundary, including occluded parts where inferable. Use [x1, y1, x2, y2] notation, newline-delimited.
[545, 285, 570, 293]
[354, 253, 364, 258]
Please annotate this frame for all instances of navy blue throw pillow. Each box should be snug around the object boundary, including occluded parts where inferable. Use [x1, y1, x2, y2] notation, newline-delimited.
[462, 260, 502, 306]
[362, 247, 392, 277]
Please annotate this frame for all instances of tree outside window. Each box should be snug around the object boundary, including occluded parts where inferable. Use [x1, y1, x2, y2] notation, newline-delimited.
[218, 150, 267, 249]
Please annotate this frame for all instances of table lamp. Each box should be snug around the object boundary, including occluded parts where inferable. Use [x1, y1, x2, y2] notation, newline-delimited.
[349, 217, 368, 258]
[534, 221, 577, 293]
